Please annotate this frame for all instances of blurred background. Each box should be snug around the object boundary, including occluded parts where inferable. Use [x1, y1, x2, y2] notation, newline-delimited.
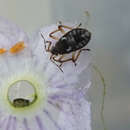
[0, 0, 130, 130]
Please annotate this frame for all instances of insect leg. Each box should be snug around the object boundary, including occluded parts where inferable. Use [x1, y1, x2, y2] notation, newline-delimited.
[50, 55, 64, 72]
[72, 52, 77, 66]
[58, 24, 73, 31]
[56, 22, 65, 34]
[53, 55, 65, 67]
[73, 50, 82, 64]
[57, 21, 73, 35]
[49, 22, 74, 40]
[49, 23, 68, 39]
[72, 48, 90, 63]
[58, 55, 67, 67]
[49, 29, 61, 40]
[81, 48, 91, 51]
[58, 21, 82, 30]
[53, 55, 73, 67]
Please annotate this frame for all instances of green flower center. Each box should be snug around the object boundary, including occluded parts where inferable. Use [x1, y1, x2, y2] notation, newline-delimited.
[7, 80, 37, 108]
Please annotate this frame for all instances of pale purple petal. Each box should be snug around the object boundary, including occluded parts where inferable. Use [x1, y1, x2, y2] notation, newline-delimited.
[0, 18, 92, 130]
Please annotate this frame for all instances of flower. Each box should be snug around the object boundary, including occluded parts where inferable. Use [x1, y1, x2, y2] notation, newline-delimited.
[0, 17, 92, 130]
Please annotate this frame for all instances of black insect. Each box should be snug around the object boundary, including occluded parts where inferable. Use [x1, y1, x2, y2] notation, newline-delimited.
[13, 98, 30, 108]
[41, 22, 91, 72]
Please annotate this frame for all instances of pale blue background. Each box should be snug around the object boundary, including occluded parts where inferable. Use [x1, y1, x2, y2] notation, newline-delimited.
[0, 0, 130, 130]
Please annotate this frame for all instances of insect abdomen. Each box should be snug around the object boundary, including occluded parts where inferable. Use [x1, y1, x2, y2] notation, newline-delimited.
[54, 28, 91, 54]
[66, 28, 91, 51]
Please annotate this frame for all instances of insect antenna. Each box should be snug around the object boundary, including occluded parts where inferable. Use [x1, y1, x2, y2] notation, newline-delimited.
[58, 21, 62, 26]
[41, 33, 47, 50]
[50, 55, 63, 72]
[84, 11, 91, 29]
[51, 59, 63, 72]
[76, 23, 82, 28]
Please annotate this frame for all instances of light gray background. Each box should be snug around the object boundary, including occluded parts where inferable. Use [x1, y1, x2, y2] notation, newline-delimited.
[0, 0, 130, 130]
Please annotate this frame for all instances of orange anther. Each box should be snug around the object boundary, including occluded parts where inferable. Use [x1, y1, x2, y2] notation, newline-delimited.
[0, 48, 7, 54]
[9, 41, 25, 54]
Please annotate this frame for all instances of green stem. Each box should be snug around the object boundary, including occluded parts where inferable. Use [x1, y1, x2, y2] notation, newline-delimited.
[93, 65, 107, 130]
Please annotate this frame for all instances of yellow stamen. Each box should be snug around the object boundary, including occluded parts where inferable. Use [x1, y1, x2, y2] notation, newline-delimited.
[9, 41, 25, 54]
[0, 48, 7, 54]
